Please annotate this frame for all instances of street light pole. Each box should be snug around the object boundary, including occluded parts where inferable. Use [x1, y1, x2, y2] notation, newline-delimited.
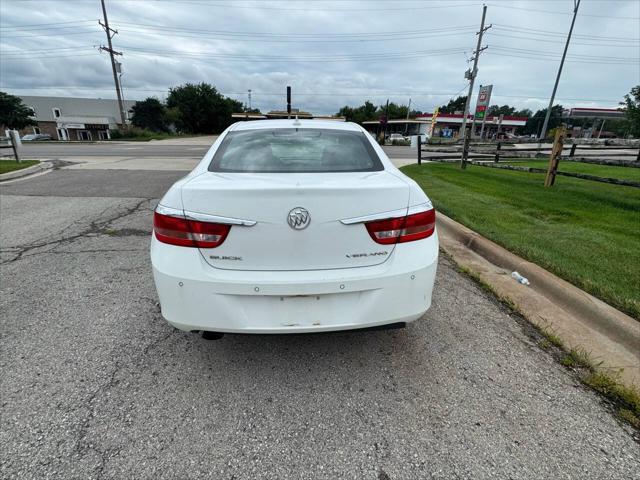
[538, 0, 581, 141]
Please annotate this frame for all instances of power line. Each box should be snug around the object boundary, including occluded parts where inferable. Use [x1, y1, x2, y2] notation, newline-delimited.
[113, 0, 483, 12]
[2, 86, 623, 104]
[1, 30, 101, 38]
[112, 20, 477, 37]
[493, 24, 639, 41]
[109, 23, 478, 43]
[488, 2, 639, 20]
[0, 19, 97, 29]
[120, 46, 471, 62]
[486, 32, 640, 48]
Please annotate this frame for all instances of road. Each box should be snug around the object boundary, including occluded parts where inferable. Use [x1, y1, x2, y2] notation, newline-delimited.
[1, 160, 639, 478]
[17, 138, 418, 168]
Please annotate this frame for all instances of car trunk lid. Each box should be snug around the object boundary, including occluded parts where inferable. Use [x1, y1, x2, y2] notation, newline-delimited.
[181, 171, 410, 271]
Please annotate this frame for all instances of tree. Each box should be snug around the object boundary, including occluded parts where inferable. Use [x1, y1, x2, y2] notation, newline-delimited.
[0, 91, 37, 130]
[487, 104, 516, 116]
[336, 101, 422, 124]
[380, 102, 409, 120]
[130, 97, 168, 132]
[514, 108, 533, 118]
[619, 85, 640, 137]
[439, 96, 467, 114]
[487, 105, 532, 118]
[337, 101, 378, 124]
[520, 105, 564, 137]
[166, 83, 236, 134]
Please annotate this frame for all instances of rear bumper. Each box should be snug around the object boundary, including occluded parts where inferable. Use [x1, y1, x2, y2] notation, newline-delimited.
[150, 233, 438, 334]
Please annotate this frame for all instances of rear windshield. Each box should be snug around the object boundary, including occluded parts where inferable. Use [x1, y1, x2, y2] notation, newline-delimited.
[208, 128, 384, 173]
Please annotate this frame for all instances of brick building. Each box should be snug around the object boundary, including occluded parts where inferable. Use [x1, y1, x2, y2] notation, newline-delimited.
[17, 95, 135, 141]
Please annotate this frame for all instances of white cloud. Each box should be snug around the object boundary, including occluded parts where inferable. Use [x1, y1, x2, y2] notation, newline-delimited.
[1, 0, 638, 114]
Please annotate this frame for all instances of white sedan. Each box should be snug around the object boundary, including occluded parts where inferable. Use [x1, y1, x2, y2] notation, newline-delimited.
[151, 119, 438, 338]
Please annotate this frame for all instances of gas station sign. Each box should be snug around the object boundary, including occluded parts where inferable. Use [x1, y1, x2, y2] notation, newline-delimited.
[474, 85, 492, 119]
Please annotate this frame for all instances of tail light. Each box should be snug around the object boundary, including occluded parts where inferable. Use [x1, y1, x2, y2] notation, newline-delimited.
[154, 211, 230, 248]
[365, 209, 435, 245]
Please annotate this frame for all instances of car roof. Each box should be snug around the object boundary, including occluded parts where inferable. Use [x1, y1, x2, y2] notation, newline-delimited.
[230, 119, 363, 132]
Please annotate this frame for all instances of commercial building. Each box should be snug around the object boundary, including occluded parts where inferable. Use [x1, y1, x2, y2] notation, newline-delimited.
[18, 95, 135, 141]
[231, 109, 345, 121]
[363, 113, 528, 139]
[565, 107, 625, 119]
[562, 107, 626, 139]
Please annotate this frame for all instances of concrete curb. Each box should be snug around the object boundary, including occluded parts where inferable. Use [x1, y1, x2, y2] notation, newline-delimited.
[0, 161, 52, 182]
[436, 212, 640, 387]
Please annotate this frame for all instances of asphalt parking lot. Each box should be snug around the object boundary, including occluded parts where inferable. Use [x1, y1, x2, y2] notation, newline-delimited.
[1, 162, 639, 478]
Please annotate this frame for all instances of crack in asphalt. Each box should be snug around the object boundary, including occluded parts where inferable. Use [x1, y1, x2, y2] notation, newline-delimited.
[0, 198, 153, 266]
[73, 301, 172, 479]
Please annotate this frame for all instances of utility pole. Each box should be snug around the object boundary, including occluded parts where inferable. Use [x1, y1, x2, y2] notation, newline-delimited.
[99, 0, 127, 129]
[384, 98, 390, 140]
[248, 89, 252, 110]
[538, 0, 580, 141]
[460, 4, 491, 169]
[405, 98, 411, 134]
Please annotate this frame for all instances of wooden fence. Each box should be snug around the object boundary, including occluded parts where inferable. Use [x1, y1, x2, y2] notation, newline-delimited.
[416, 137, 640, 188]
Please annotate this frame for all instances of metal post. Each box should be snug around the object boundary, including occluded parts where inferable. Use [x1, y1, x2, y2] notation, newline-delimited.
[470, 84, 481, 140]
[460, 4, 489, 169]
[496, 114, 504, 139]
[417, 136, 422, 165]
[286, 86, 291, 119]
[538, 0, 580, 141]
[569, 143, 577, 157]
[8, 130, 20, 162]
[494, 141, 501, 162]
[597, 119, 606, 139]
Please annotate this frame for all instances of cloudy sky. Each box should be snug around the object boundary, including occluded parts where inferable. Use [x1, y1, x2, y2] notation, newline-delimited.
[1, 0, 638, 114]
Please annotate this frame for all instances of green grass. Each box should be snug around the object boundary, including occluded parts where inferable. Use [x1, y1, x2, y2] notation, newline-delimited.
[501, 158, 640, 182]
[0, 160, 38, 174]
[402, 162, 640, 319]
[561, 348, 594, 369]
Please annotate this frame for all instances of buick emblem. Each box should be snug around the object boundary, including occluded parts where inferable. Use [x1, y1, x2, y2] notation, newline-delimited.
[287, 207, 310, 230]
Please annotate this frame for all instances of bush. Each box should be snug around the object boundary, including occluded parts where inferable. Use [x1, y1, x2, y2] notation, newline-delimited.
[109, 127, 171, 140]
[392, 139, 411, 146]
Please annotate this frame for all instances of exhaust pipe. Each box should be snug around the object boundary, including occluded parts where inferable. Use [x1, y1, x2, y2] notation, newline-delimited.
[202, 331, 224, 340]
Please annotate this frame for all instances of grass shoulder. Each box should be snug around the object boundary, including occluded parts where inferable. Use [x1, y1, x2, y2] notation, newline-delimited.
[0, 159, 39, 174]
[402, 162, 640, 319]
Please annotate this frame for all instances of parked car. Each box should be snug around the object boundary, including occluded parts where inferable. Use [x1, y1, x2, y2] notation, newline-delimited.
[21, 134, 52, 141]
[151, 120, 438, 339]
[388, 133, 408, 142]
